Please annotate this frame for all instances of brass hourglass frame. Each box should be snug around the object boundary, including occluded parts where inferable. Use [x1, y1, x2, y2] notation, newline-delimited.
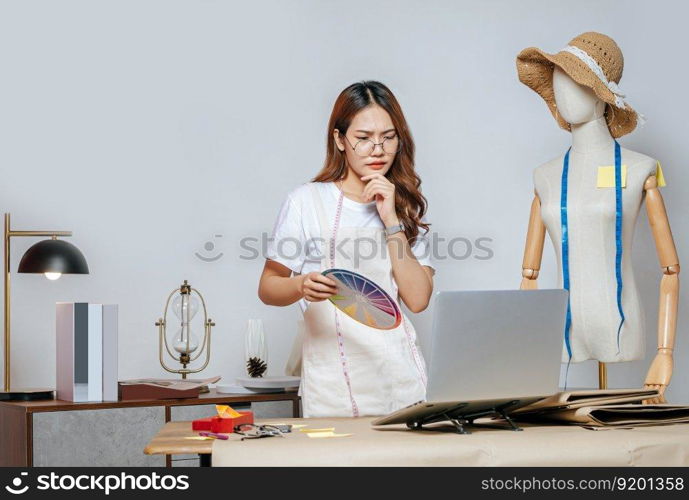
[155, 280, 214, 379]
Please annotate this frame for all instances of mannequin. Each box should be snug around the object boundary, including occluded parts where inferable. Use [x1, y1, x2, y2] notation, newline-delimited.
[520, 67, 679, 402]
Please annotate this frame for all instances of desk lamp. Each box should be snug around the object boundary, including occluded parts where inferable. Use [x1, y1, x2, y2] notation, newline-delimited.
[2, 213, 89, 401]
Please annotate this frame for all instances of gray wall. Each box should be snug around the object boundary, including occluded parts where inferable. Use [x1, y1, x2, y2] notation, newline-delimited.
[1, 0, 686, 402]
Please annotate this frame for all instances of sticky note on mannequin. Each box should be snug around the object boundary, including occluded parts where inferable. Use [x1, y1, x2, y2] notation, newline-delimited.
[597, 162, 667, 188]
[597, 164, 628, 188]
[656, 161, 667, 187]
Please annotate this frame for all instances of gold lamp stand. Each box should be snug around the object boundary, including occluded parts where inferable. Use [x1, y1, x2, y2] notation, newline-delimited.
[2, 213, 89, 401]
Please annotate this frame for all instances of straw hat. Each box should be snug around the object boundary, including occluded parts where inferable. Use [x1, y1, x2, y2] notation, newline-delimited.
[516, 32, 639, 138]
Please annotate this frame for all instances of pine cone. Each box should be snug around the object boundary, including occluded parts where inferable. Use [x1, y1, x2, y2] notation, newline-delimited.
[247, 356, 267, 378]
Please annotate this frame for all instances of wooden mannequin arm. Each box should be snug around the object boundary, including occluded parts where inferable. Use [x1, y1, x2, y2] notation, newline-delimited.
[642, 175, 680, 403]
[520, 194, 546, 290]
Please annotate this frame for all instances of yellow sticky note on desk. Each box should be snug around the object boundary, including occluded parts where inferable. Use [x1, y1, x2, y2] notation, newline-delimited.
[300, 427, 335, 433]
[306, 431, 352, 439]
[597, 165, 627, 188]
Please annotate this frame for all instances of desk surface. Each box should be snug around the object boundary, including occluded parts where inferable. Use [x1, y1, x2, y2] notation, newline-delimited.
[145, 421, 216, 456]
[145, 417, 689, 466]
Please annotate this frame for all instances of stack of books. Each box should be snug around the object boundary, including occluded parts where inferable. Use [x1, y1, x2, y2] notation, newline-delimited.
[56, 303, 118, 402]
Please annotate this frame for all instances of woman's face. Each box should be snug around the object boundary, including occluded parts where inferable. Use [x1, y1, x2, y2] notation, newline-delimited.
[334, 104, 399, 178]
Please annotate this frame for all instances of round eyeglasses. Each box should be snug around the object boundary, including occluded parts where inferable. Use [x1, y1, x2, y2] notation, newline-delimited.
[234, 423, 287, 440]
[345, 135, 401, 157]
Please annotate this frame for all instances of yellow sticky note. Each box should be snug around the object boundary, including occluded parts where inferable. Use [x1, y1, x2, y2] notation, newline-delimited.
[597, 165, 628, 188]
[216, 404, 242, 419]
[184, 436, 214, 441]
[656, 161, 667, 187]
[306, 431, 352, 439]
[300, 427, 335, 433]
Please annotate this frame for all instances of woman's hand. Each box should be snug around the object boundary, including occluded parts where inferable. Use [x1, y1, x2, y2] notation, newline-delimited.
[361, 173, 399, 227]
[300, 272, 338, 302]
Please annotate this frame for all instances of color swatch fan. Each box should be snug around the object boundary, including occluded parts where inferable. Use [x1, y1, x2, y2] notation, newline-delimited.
[322, 269, 401, 330]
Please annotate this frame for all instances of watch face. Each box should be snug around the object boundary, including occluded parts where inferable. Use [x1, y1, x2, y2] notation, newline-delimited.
[322, 268, 402, 330]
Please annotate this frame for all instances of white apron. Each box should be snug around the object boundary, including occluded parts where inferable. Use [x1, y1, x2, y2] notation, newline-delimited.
[300, 183, 427, 418]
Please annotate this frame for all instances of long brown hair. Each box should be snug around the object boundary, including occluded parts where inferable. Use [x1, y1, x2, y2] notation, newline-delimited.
[312, 81, 430, 245]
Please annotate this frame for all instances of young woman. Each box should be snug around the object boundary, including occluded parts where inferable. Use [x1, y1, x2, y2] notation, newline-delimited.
[258, 81, 434, 418]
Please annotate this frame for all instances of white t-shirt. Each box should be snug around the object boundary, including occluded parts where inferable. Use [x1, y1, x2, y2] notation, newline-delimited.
[266, 181, 434, 312]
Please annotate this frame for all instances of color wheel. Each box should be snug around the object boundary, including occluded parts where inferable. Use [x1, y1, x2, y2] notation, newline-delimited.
[322, 268, 402, 330]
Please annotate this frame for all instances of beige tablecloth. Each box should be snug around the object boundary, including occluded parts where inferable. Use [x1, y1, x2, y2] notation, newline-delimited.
[211, 417, 689, 466]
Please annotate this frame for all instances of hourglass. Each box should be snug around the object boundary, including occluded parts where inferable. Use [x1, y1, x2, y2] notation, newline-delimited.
[172, 290, 200, 355]
[156, 280, 214, 378]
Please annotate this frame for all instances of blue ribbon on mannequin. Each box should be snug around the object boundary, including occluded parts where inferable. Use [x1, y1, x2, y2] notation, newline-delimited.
[560, 141, 624, 388]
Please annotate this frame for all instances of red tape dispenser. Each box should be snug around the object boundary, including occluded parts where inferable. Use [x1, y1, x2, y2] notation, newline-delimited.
[192, 404, 254, 434]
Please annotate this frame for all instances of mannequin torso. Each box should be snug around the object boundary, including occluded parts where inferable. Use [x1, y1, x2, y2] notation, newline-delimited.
[534, 130, 658, 362]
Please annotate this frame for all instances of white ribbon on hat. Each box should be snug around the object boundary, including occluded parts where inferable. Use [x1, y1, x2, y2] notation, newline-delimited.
[561, 45, 645, 126]
[561, 45, 627, 109]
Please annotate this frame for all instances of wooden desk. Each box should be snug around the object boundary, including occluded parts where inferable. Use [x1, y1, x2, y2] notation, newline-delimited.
[145, 421, 217, 466]
[0, 389, 300, 466]
[145, 417, 689, 467]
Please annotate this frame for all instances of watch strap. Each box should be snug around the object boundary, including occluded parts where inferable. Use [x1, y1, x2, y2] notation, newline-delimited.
[385, 223, 404, 236]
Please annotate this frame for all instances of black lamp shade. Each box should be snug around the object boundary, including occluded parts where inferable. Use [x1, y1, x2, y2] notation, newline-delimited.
[17, 239, 89, 274]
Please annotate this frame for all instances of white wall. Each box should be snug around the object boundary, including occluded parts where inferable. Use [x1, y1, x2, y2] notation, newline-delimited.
[1, 0, 686, 402]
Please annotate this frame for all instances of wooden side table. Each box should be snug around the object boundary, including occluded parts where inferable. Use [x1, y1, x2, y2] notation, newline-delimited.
[0, 389, 300, 466]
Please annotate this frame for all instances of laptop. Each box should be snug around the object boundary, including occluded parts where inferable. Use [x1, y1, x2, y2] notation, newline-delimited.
[372, 289, 568, 428]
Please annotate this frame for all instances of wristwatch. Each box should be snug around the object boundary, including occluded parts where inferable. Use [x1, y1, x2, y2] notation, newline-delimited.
[385, 223, 404, 236]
